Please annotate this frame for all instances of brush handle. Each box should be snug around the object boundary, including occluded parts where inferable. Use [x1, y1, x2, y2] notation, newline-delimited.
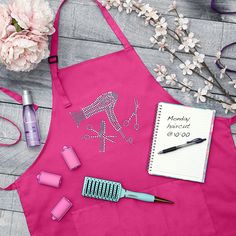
[124, 190, 155, 202]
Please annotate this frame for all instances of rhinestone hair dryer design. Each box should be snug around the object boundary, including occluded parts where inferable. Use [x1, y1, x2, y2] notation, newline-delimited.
[70, 92, 132, 143]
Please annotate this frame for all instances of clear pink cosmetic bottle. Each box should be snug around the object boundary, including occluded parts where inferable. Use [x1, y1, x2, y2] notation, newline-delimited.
[23, 90, 41, 147]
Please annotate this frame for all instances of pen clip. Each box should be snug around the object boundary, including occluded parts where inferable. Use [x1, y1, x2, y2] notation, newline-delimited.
[187, 138, 206, 144]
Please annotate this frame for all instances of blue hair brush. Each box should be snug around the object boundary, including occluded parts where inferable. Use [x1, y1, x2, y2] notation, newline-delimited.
[82, 177, 174, 204]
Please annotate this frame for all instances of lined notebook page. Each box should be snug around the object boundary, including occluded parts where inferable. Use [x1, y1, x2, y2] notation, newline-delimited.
[148, 102, 215, 183]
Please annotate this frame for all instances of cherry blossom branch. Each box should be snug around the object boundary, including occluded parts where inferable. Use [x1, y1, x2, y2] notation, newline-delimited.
[155, 66, 232, 105]
[163, 45, 218, 88]
[171, 8, 233, 99]
[100, 0, 236, 113]
[133, 0, 234, 102]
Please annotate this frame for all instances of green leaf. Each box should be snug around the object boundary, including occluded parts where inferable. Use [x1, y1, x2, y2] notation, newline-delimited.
[12, 18, 23, 32]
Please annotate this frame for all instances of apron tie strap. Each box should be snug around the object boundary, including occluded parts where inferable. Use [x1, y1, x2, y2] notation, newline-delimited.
[0, 182, 17, 191]
[49, 63, 72, 108]
[0, 86, 39, 191]
[0, 87, 38, 111]
[211, 0, 236, 73]
[229, 116, 236, 126]
[215, 42, 236, 73]
[0, 115, 22, 147]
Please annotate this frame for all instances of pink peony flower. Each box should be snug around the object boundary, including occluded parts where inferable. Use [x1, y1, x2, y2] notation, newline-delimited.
[9, 0, 55, 36]
[0, 4, 12, 39]
[0, 30, 50, 72]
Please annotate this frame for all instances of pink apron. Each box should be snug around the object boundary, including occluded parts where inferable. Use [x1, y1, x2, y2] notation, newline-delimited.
[1, 1, 236, 235]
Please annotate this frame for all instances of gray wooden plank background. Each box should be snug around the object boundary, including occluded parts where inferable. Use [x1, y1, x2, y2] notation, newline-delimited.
[0, 0, 235, 235]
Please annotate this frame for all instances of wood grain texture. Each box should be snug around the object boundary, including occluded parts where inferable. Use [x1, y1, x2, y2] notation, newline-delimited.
[0, 0, 235, 235]
[0, 210, 30, 236]
[0, 1, 235, 107]
[48, 1, 236, 58]
[0, 174, 22, 212]
[51, 0, 236, 23]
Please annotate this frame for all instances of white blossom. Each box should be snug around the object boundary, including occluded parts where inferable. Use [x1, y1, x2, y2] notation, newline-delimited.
[123, 0, 135, 14]
[150, 36, 157, 44]
[117, 5, 123, 12]
[193, 52, 205, 63]
[175, 28, 184, 37]
[112, 0, 123, 12]
[154, 64, 167, 81]
[100, 0, 122, 10]
[138, 4, 153, 17]
[175, 14, 189, 31]
[100, 0, 112, 9]
[155, 17, 167, 37]
[220, 66, 227, 79]
[169, 48, 176, 63]
[157, 38, 168, 51]
[179, 60, 195, 75]
[145, 10, 159, 25]
[178, 39, 192, 53]
[112, 0, 121, 6]
[194, 88, 208, 103]
[165, 73, 177, 86]
[215, 50, 221, 63]
[229, 80, 236, 88]
[204, 77, 214, 90]
[178, 33, 199, 52]
[222, 103, 236, 114]
[168, 1, 177, 12]
[179, 78, 193, 92]
[193, 52, 205, 69]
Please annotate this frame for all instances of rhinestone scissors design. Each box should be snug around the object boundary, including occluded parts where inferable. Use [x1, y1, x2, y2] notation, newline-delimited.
[123, 98, 140, 131]
[82, 121, 116, 152]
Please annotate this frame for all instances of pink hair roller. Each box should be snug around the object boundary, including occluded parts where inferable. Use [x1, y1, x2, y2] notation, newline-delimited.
[61, 146, 81, 170]
[37, 171, 62, 188]
[51, 197, 72, 221]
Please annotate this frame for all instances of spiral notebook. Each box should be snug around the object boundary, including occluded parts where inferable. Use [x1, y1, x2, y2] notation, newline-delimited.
[148, 102, 215, 183]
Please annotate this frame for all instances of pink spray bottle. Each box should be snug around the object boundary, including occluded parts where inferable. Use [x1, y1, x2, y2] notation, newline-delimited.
[22, 90, 41, 147]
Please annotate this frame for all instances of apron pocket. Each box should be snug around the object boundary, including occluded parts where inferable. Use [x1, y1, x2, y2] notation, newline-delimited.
[71, 203, 129, 236]
[151, 181, 216, 236]
[72, 181, 216, 236]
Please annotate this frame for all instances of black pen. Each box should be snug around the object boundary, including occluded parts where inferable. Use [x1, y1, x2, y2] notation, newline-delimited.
[158, 138, 207, 154]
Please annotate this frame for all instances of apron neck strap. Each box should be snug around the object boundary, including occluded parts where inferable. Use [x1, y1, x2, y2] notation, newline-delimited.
[49, 0, 65, 58]
[49, 0, 132, 109]
[211, 0, 236, 14]
[48, 1, 72, 108]
[50, 0, 131, 57]
[95, 0, 131, 49]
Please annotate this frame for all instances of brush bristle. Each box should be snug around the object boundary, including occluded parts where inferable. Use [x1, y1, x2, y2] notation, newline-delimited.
[82, 177, 122, 202]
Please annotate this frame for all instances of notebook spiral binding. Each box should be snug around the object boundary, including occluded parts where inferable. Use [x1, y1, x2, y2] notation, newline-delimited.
[148, 103, 162, 173]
